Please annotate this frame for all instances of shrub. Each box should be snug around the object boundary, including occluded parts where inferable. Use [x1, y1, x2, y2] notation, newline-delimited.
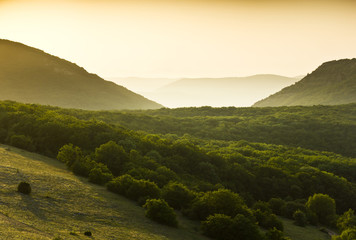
[57, 144, 83, 168]
[107, 174, 134, 195]
[268, 198, 285, 215]
[202, 214, 262, 240]
[17, 181, 31, 194]
[265, 227, 291, 240]
[254, 209, 283, 231]
[126, 179, 161, 201]
[293, 210, 307, 227]
[107, 174, 160, 202]
[88, 163, 113, 185]
[143, 199, 177, 227]
[161, 182, 196, 210]
[189, 189, 247, 220]
[9, 134, 34, 151]
[84, 231, 92, 236]
[281, 201, 306, 219]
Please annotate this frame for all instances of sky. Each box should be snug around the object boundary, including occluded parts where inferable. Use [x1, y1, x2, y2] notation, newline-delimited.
[1, 0, 356, 78]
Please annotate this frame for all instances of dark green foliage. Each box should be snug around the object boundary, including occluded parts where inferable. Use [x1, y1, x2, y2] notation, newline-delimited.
[9, 134, 34, 151]
[293, 210, 307, 227]
[17, 181, 31, 194]
[306, 193, 337, 226]
[57, 144, 83, 168]
[201, 214, 262, 240]
[143, 199, 178, 227]
[281, 201, 306, 219]
[161, 182, 196, 210]
[84, 231, 92, 236]
[253, 209, 283, 231]
[94, 141, 128, 176]
[265, 227, 291, 240]
[332, 228, 356, 240]
[107, 174, 160, 202]
[188, 189, 249, 220]
[88, 163, 113, 185]
[337, 209, 356, 232]
[268, 198, 285, 215]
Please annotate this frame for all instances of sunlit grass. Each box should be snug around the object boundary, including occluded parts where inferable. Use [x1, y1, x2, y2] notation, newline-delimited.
[281, 217, 331, 240]
[0, 144, 207, 240]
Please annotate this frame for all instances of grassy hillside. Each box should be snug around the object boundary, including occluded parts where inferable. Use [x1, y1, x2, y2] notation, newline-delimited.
[0, 144, 207, 240]
[0, 39, 162, 110]
[254, 59, 356, 107]
[142, 75, 298, 108]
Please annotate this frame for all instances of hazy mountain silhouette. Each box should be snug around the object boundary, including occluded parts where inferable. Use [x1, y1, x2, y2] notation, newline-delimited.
[142, 75, 298, 108]
[253, 59, 356, 107]
[0, 39, 162, 110]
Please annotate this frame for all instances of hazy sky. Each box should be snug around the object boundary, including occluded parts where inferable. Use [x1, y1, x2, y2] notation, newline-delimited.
[1, 0, 356, 78]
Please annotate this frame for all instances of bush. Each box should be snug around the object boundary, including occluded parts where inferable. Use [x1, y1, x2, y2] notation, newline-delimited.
[293, 210, 307, 227]
[107, 174, 160, 202]
[189, 189, 247, 220]
[332, 228, 356, 240]
[9, 134, 34, 151]
[126, 179, 161, 201]
[84, 231, 92, 236]
[161, 182, 196, 210]
[57, 144, 83, 168]
[265, 227, 291, 240]
[17, 181, 31, 194]
[268, 198, 285, 215]
[281, 201, 306, 219]
[88, 163, 113, 185]
[254, 209, 283, 231]
[202, 214, 262, 240]
[143, 199, 177, 227]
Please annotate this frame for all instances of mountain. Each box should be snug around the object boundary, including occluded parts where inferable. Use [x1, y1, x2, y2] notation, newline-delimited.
[253, 59, 356, 107]
[107, 77, 177, 92]
[0, 39, 162, 110]
[141, 75, 299, 108]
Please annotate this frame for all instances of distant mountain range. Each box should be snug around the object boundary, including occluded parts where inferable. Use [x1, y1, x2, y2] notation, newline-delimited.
[254, 59, 356, 107]
[0, 39, 162, 110]
[141, 75, 299, 108]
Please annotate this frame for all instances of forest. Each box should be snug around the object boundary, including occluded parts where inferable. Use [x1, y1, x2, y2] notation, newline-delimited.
[1, 100, 355, 240]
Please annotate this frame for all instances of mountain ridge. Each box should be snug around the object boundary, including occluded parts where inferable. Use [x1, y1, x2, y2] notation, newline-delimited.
[0, 39, 162, 110]
[253, 58, 356, 107]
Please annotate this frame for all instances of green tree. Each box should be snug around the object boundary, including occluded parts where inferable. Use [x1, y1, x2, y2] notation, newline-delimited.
[161, 182, 196, 210]
[57, 144, 83, 168]
[337, 209, 356, 232]
[143, 199, 178, 227]
[306, 193, 336, 226]
[95, 141, 128, 176]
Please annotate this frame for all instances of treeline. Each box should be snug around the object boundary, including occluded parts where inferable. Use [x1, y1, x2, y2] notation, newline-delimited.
[50, 104, 356, 158]
[1, 101, 356, 239]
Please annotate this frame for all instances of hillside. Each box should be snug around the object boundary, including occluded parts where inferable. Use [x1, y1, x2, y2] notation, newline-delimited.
[0, 39, 162, 110]
[0, 144, 207, 240]
[253, 59, 356, 107]
[142, 75, 298, 108]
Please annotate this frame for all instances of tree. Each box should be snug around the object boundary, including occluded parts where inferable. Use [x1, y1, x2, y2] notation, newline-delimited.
[189, 189, 247, 220]
[332, 228, 356, 240]
[293, 210, 307, 227]
[88, 163, 113, 185]
[161, 182, 196, 210]
[306, 193, 336, 226]
[95, 141, 128, 176]
[337, 209, 356, 232]
[143, 199, 178, 227]
[57, 144, 83, 168]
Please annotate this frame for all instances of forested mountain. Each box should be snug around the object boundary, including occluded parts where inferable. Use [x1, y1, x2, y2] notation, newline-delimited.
[142, 75, 298, 108]
[254, 59, 356, 107]
[0, 39, 162, 110]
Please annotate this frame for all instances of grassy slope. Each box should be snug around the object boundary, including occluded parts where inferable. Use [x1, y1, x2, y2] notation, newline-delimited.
[0, 144, 207, 240]
[280, 218, 330, 240]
